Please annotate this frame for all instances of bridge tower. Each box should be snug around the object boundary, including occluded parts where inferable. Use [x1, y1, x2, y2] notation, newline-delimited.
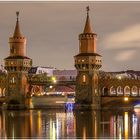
[74, 7, 102, 109]
[4, 12, 32, 108]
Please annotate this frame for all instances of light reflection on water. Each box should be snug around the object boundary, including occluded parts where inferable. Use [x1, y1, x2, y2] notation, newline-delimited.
[0, 109, 140, 139]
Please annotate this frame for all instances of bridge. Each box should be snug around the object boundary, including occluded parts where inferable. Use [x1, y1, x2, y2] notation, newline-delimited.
[100, 71, 140, 107]
[0, 71, 140, 108]
[28, 74, 75, 96]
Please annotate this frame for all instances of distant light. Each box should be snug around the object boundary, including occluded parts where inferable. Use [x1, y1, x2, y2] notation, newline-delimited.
[118, 76, 122, 80]
[124, 97, 128, 101]
[52, 76, 57, 83]
[49, 85, 53, 89]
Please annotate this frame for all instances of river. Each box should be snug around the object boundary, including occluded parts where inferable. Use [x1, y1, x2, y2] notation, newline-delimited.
[0, 108, 140, 139]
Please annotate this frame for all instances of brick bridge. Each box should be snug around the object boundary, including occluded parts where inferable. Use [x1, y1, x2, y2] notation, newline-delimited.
[0, 70, 140, 107]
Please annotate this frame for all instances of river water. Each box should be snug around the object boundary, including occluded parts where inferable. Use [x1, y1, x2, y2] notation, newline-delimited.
[0, 108, 140, 139]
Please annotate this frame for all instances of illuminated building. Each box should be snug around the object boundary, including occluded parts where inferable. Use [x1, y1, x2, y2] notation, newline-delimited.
[4, 12, 32, 108]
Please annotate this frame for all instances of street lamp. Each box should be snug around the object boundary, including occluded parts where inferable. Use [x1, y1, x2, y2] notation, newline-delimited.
[52, 76, 57, 83]
[124, 97, 128, 101]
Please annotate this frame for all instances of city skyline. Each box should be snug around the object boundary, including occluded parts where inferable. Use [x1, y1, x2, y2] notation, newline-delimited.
[0, 2, 140, 71]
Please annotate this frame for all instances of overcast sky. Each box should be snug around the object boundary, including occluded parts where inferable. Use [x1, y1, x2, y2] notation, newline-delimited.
[0, 2, 140, 71]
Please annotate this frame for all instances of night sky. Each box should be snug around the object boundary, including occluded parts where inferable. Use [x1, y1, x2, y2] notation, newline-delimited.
[0, 2, 140, 72]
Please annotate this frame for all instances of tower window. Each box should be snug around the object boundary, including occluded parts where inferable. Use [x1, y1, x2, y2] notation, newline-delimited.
[11, 46, 16, 54]
[83, 75, 86, 83]
[12, 77, 15, 83]
[9, 77, 16, 84]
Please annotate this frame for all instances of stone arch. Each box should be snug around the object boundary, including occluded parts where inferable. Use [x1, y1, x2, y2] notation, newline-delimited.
[124, 86, 130, 96]
[2, 88, 5, 96]
[131, 86, 138, 96]
[32, 86, 42, 96]
[102, 87, 109, 96]
[8, 99, 20, 105]
[117, 86, 123, 96]
[110, 86, 116, 95]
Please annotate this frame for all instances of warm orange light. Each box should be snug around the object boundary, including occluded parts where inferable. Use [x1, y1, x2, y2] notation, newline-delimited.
[124, 97, 128, 101]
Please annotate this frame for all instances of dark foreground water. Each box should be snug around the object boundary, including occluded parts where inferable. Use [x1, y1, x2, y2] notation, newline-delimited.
[0, 108, 140, 139]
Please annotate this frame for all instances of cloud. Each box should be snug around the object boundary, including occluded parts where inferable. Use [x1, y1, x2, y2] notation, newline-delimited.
[102, 24, 140, 49]
[115, 50, 136, 61]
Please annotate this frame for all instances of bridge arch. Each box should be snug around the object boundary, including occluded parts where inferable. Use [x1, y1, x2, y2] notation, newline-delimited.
[102, 87, 109, 96]
[124, 86, 130, 96]
[117, 86, 123, 96]
[2, 88, 5, 96]
[110, 86, 116, 95]
[131, 86, 138, 96]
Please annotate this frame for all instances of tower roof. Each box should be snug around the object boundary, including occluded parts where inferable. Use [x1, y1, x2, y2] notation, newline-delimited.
[13, 11, 23, 37]
[83, 6, 93, 33]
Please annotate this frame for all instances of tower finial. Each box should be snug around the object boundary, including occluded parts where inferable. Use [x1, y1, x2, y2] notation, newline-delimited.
[16, 11, 19, 21]
[83, 6, 92, 33]
[13, 11, 23, 37]
[86, 6, 89, 15]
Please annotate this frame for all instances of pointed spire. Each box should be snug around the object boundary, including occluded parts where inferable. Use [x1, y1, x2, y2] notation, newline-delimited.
[83, 6, 93, 33]
[13, 11, 23, 37]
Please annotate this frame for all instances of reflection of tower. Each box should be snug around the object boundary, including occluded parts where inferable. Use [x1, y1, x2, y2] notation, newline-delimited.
[75, 111, 100, 138]
[4, 12, 32, 108]
[74, 7, 102, 108]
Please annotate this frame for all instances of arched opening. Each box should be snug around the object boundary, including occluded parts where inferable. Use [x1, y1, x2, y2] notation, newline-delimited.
[80, 74, 88, 85]
[8, 100, 20, 105]
[131, 86, 138, 96]
[2, 88, 5, 97]
[102, 87, 109, 96]
[124, 86, 130, 96]
[83, 75, 86, 83]
[117, 86, 123, 96]
[110, 86, 116, 96]
[8, 99, 20, 109]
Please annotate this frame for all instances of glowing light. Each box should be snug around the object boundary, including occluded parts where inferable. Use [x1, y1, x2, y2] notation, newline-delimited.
[118, 76, 122, 80]
[124, 97, 128, 101]
[52, 76, 57, 83]
[65, 103, 74, 111]
[37, 111, 42, 135]
[124, 112, 128, 139]
[49, 85, 53, 89]
[83, 127, 86, 139]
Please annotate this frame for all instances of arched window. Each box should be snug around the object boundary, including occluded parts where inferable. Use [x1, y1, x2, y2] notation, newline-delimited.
[83, 75, 86, 83]
[124, 86, 130, 96]
[117, 86, 123, 96]
[131, 86, 138, 96]
[110, 86, 116, 95]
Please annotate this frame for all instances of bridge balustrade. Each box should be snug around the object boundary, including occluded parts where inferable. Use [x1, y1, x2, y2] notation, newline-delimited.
[101, 86, 140, 97]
